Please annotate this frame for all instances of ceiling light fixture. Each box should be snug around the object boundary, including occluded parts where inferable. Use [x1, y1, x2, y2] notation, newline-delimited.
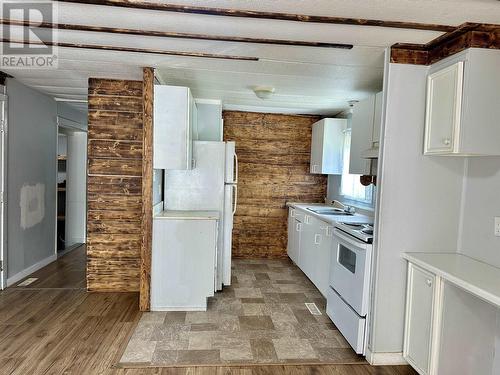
[253, 86, 275, 100]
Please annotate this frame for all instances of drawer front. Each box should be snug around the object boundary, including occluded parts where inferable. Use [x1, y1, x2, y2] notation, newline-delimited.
[326, 287, 366, 354]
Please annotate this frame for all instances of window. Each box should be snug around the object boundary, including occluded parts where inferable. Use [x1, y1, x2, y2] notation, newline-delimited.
[339, 129, 374, 205]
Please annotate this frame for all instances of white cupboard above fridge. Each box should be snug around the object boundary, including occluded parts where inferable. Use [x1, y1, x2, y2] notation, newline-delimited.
[154, 85, 198, 170]
[423, 48, 500, 156]
[349, 91, 383, 175]
[310, 118, 346, 175]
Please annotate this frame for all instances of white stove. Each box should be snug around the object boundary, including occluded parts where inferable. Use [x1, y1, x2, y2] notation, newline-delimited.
[335, 222, 373, 244]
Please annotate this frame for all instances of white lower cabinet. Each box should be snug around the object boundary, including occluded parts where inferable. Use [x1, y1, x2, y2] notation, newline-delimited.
[298, 214, 316, 279]
[288, 208, 332, 297]
[287, 208, 301, 264]
[403, 263, 440, 375]
[151, 218, 217, 311]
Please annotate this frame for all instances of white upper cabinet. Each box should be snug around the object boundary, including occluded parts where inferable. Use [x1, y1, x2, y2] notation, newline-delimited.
[195, 100, 223, 141]
[310, 118, 346, 175]
[372, 91, 383, 145]
[154, 85, 197, 169]
[349, 94, 378, 175]
[424, 48, 500, 156]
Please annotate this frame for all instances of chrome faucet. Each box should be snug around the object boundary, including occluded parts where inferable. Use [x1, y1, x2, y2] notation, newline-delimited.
[344, 205, 356, 214]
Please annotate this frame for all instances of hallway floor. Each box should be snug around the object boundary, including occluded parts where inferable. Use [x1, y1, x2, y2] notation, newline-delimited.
[0, 251, 417, 374]
[13, 245, 86, 289]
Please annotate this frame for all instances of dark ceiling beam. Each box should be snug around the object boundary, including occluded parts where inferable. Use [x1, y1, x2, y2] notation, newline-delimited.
[0, 19, 353, 49]
[390, 23, 500, 65]
[0, 39, 259, 60]
[55, 0, 455, 32]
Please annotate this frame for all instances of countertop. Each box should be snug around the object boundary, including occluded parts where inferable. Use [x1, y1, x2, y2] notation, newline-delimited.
[403, 252, 500, 308]
[154, 210, 220, 220]
[287, 202, 374, 225]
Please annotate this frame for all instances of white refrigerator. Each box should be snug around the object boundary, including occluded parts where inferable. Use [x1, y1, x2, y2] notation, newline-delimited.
[164, 141, 237, 290]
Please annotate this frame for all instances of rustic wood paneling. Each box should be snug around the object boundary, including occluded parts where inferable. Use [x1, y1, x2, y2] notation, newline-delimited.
[87, 78, 144, 292]
[391, 23, 500, 65]
[140, 67, 154, 311]
[223, 111, 327, 259]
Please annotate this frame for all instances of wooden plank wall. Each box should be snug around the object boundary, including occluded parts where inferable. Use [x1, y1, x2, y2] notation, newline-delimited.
[87, 78, 144, 291]
[223, 111, 327, 259]
[140, 68, 153, 310]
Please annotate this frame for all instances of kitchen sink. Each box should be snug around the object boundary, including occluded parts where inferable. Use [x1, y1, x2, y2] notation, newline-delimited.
[306, 207, 354, 216]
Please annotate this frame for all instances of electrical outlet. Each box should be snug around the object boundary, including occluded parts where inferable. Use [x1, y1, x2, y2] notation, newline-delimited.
[495, 217, 500, 237]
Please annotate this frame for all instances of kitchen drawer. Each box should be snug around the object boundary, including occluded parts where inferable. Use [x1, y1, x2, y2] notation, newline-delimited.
[327, 287, 366, 354]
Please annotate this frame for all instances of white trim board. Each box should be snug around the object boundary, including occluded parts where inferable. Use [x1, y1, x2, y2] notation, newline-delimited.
[6, 254, 56, 287]
[365, 348, 408, 366]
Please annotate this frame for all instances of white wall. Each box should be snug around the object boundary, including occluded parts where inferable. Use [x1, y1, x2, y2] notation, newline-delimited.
[369, 63, 465, 354]
[65, 132, 87, 246]
[6, 78, 57, 282]
[459, 157, 500, 267]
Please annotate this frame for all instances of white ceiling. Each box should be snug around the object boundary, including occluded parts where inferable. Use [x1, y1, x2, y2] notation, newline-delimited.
[2, 0, 499, 115]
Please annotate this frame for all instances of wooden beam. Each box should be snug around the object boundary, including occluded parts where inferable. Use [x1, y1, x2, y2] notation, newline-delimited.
[140, 67, 153, 312]
[0, 19, 353, 49]
[391, 23, 500, 65]
[0, 38, 259, 61]
[55, 0, 455, 32]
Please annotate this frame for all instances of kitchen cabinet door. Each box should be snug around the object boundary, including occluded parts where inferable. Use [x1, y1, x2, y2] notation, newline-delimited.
[403, 263, 438, 375]
[310, 121, 324, 174]
[372, 91, 383, 144]
[349, 96, 375, 175]
[315, 224, 333, 296]
[151, 218, 217, 310]
[298, 214, 316, 279]
[424, 62, 463, 155]
[154, 85, 197, 170]
[287, 209, 301, 264]
[310, 119, 346, 175]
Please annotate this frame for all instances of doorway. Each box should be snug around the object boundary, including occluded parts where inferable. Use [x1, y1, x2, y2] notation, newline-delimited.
[56, 120, 87, 257]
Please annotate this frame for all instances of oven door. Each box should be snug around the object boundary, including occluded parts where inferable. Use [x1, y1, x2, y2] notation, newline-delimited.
[330, 228, 372, 316]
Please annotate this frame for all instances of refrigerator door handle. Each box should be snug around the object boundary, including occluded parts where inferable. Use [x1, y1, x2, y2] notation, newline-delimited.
[232, 184, 238, 215]
[234, 153, 238, 184]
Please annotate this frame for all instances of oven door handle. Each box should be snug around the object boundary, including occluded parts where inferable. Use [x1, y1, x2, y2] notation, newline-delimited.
[333, 228, 369, 251]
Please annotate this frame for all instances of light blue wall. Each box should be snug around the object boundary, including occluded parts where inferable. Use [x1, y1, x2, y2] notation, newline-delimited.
[6, 78, 58, 279]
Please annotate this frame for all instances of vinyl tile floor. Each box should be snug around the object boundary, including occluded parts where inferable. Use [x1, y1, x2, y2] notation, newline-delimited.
[119, 258, 365, 367]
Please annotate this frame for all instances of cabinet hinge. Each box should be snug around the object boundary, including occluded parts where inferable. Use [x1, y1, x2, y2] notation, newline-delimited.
[0, 260, 3, 272]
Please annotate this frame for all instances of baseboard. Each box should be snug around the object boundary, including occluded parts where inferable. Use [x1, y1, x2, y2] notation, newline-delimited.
[365, 348, 408, 366]
[151, 305, 207, 311]
[6, 254, 57, 287]
[57, 242, 84, 258]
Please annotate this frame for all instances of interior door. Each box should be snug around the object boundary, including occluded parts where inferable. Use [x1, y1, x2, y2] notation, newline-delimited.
[0, 88, 7, 289]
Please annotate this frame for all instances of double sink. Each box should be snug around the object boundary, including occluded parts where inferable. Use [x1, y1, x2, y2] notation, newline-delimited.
[306, 207, 354, 216]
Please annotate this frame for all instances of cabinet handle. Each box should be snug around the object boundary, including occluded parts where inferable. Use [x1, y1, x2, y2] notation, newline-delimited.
[443, 138, 451, 146]
[290, 210, 295, 218]
[312, 164, 319, 173]
[426, 279, 432, 287]
[314, 234, 321, 245]
[296, 223, 302, 232]
[304, 215, 310, 224]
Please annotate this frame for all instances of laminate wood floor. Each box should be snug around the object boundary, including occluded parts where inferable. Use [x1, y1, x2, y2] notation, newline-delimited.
[0, 248, 417, 375]
[13, 245, 86, 289]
